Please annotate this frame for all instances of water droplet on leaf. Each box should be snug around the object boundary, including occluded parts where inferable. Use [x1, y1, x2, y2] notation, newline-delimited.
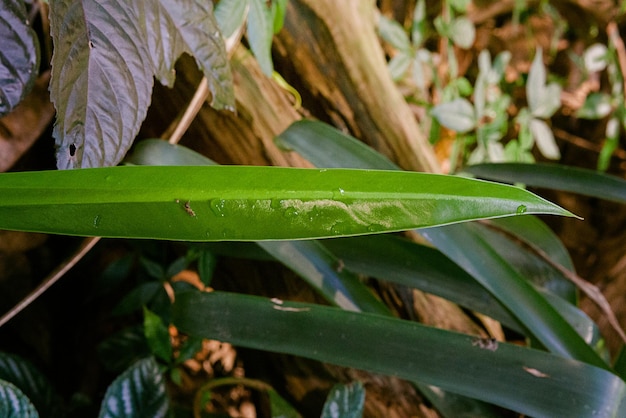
[210, 199, 226, 217]
[516, 205, 527, 214]
[93, 215, 101, 228]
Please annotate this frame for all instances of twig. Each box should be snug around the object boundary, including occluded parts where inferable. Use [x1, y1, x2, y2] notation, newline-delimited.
[0, 237, 100, 328]
[0, 20, 245, 329]
[480, 220, 626, 344]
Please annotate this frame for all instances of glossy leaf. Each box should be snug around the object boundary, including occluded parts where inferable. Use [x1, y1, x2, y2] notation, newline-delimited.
[98, 357, 168, 418]
[49, 0, 233, 169]
[173, 291, 626, 418]
[0, 379, 38, 418]
[0, 352, 60, 417]
[320, 382, 365, 418]
[464, 162, 626, 203]
[0, 0, 40, 116]
[0, 165, 573, 241]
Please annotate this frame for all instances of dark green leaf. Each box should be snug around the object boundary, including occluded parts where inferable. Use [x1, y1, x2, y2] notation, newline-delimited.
[267, 388, 301, 418]
[321, 382, 365, 418]
[0, 166, 573, 241]
[0, 379, 38, 418]
[422, 223, 607, 369]
[112, 282, 164, 316]
[464, 162, 626, 203]
[0, 0, 39, 116]
[98, 357, 168, 418]
[197, 249, 217, 286]
[143, 307, 172, 363]
[172, 291, 626, 418]
[97, 326, 150, 373]
[0, 352, 60, 417]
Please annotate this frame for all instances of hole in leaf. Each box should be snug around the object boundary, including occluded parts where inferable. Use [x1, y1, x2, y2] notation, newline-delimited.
[69, 144, 76, 156]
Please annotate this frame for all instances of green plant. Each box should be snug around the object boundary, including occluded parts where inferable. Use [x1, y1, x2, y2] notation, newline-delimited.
[2, 1, 626, 417]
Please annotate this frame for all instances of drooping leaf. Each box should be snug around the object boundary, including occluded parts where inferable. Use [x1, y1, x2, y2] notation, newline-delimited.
[152, 0, 234, 109]
[98, 357, 168, 418]
[0, 165, 574, 241]
[0, 379, 38, 418]
[49, 0, 234, 169]
[215, 0, 249, 39]
[464, 162, 626, 203]
[172, 290, 626, 418]
[0, 352, 60, 417]
[320, 381, 365, 418]
[0, 0, 40, 116]
[431, 98, 476, 133]
[247, 0, 274, 76]
[49, 0, 154, 169]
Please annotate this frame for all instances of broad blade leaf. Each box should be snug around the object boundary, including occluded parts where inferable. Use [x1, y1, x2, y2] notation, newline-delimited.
[0, 166, 574, 240]
[98, 357, 168, 418]
[172, 291, 626, 418]
[0, 0, 40, 116]
[464, 162, 626, 203]
[321, 382, 365, 418]
[0, 379, 38, 418]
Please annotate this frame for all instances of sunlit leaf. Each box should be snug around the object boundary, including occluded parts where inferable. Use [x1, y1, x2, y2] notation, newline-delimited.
[0, 1, 39, 116]
[0, 166, 574, 241]
[98, 357, 168, 418]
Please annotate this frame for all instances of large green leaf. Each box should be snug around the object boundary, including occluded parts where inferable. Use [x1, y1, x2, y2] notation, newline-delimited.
[49, 0, 234, 169]
[464, 162, 626, 203]
[98, 357, 168, 418]
[0, 379, 38, 418]
[0, 0, 40, 117]
[0, 165, 572, 240]
[172, 290, 626, 418]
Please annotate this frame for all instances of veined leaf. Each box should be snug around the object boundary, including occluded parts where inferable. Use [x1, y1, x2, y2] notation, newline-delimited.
[0, 0, 40, 116]
[0, 165, 574, 241]
[0, 352, 60, 418]
[0, 379, 38, 418]
[98, 357, 168, 418]
[172, 290, 626, 418]
[321, 382, 365, 418]
[49, 0, 234, 169]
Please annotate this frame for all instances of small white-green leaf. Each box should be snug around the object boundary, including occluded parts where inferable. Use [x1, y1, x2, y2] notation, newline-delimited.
[388, 52, 412, 80]
[98, 357, 168, 418]
[411, 0, 426, 46]
[576, 92, 612, 119]
[378, 15, 412, 52]
[526, 48, 546, 115]
[320, 382, 365, 418]
[215, 0, 249, 38]
[532, 83, 562, 119]
[0, 380, 38, 418]
[530, 118, 560, 159]
[450, 17, 475, 49]
[584, 43, 608, 73]
[0, 1, 40, 116]
[431, 98, 476, 133]
[247, 0, 274, 76]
